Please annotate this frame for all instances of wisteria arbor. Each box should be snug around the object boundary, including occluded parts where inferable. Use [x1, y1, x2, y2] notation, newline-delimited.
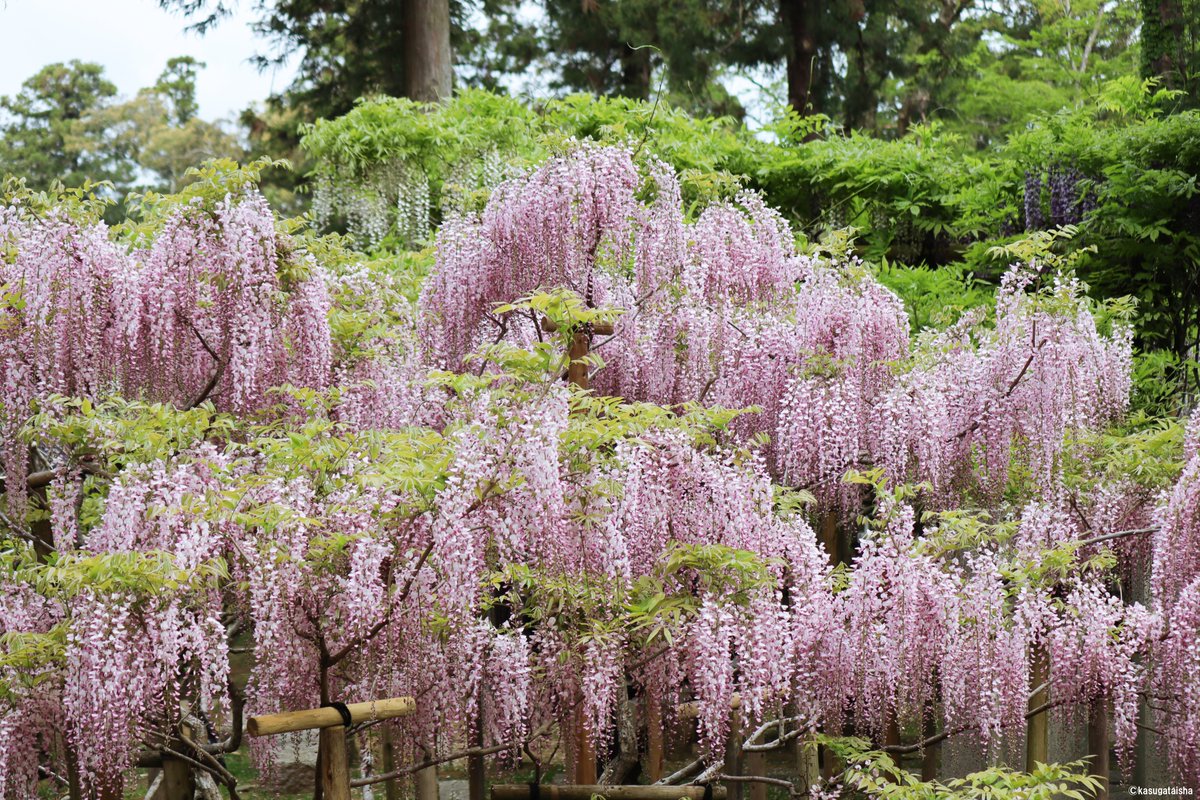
[0, 148, 1197, 800]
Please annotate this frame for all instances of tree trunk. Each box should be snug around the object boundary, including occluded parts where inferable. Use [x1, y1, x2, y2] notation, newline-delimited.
[780, 0, 817, 115]
[404, 0, 453, 101]
[619, 45, 653, 101]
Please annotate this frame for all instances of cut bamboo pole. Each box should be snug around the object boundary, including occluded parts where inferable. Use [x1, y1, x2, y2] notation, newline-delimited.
[492, 787, 727, 800]
[247, 697, 416, 737]
[676, 694, 741, 719]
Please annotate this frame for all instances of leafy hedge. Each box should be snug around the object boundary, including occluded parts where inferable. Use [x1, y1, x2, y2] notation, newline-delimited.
[300, 82, 1200, 359]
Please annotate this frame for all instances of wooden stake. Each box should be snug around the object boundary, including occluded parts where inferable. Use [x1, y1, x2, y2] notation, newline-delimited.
[743, 750, 766, 800]
[416, 761, 440, 800]
[492, 787, 727, 800]
[722, 708, 743, 800]
[319, 725, 352, 800]
[469, 714, 486, 800]
[645, 697, 665, 783]
[573, 710, 597, 784]
[1088, 699, 1110, 800]
[381, 727, 399, 800]
[1025, 645, 1049, 770]
[819, 511, 839, 566]
[157, 754, 194, 800]
[795, 730, 820, 797]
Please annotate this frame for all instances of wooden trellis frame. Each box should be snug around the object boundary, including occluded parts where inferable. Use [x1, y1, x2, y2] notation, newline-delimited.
[247, 697, 416, 800]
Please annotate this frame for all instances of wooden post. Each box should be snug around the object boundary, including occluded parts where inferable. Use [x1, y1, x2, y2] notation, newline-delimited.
[381, 727, 400, 800]
[920, 710, 940, 781]
[539, 317, 614, 394]
[248, 697, 416, 799]
[492, 787, 727, 800]
[416, 760, 440, 800]
[819, 511, 839, 566]
[153, 731, 196, 800]
[722, 708, 743, 800]
[572, 710, 598, 784]
[469, 714, 486, 800]
[743, 750, 766, 800]
[644, 697, 665, 783]
[319, 726, 352, 800]
[1088, 698, 1110, 800]
[1025, 645, 1049, 770]
[795, 729, 820, 797]
[546, 315, 611, 786]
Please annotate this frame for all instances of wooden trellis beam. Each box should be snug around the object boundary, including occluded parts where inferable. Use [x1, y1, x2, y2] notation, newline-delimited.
[492, 786, 727, 800]
[247, 697, 416, 800]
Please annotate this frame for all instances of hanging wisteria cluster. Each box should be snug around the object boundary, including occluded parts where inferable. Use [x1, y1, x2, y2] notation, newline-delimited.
[2, 144, 1200, 797]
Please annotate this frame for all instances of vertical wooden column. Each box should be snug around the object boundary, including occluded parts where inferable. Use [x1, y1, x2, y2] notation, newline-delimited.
[920, 710, 940, 780]
[158, 753, 194, 800]
[319, 726, 352, 800]
[819, 511, 839, 566]
[795, 728, 820, 797]
[722, 709, 743, 800]
[568, 331, 592, 390]
[572, 712, 598, 784]
[556, 317, 609, 787]
[1088, 699, 1110, 800]
[417, 761, 441, 800]
[381, 728, 400, 800]
[469, 714, 486, 800]
[645, 698, 665, 783]
[1025, 644, 1049, 770]
[743, 750, 766, 800]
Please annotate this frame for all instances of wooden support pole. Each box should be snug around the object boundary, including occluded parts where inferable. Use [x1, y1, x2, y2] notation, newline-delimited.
[795, 731, 820, 797]
[319, 725, 352, 800]
[1088, 699, 1110, 800]
[573, 710, 598, 784]
[381, 728, 400, 800]
[645, 697, 665, 783]
[819, 511, 839, 566]
[920, 711, 940, 781]
[743, 749, 766, 800]
[247, 697, 416, 737]
[157, 754, 194, 800]
[416, 761, 441, 800]
[723, 708, 743, 800]
[1025, 646, 1049, 770]
[469, 714, 486, 800]
[492, 787, 727, 800]
[539, 318, 614, 393]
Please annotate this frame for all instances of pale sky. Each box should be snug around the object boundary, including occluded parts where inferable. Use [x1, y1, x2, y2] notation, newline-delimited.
[0, 0, 299, 121]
